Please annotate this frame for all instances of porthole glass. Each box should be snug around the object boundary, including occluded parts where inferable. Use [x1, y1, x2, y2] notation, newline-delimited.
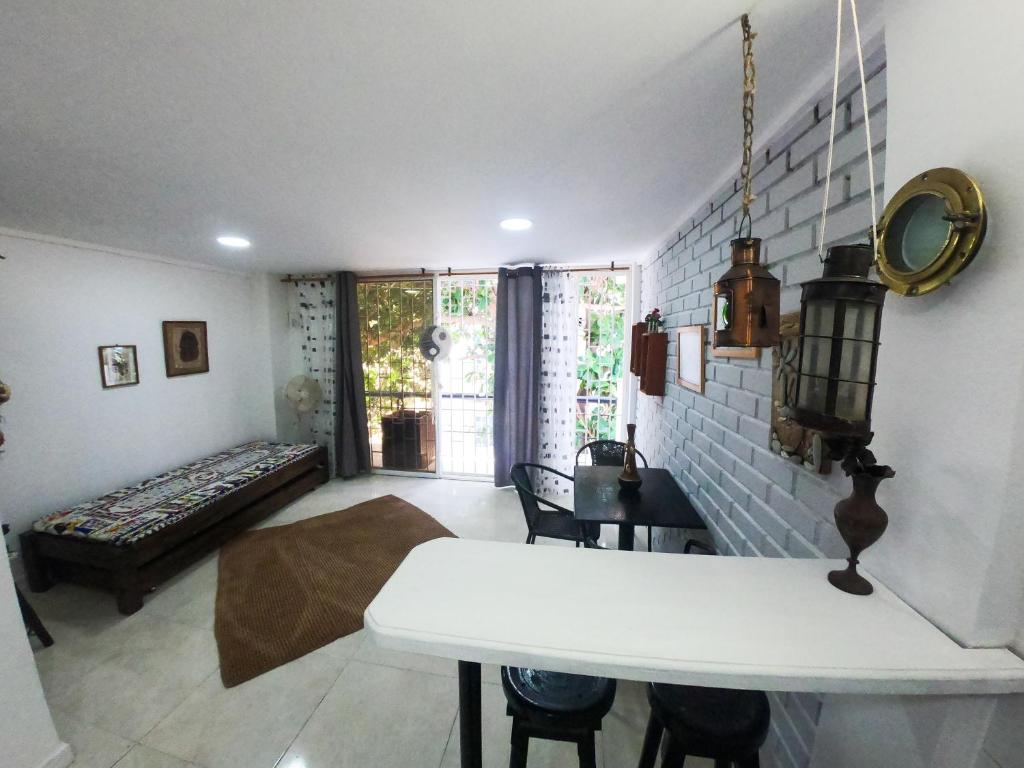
[883, 193, 951, 273]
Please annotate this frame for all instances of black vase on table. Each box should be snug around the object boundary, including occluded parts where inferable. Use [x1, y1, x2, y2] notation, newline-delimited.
[618, 423, 642, 492]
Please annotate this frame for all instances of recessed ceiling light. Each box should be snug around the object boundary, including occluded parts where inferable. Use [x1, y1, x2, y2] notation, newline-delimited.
[500, 218, 533, 232]
[216, 235, 251, 249]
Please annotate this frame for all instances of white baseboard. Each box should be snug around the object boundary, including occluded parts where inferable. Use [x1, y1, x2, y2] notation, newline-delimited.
[37, 741, 73, 768]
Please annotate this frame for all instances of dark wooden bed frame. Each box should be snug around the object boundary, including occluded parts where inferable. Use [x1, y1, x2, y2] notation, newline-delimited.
[20, 446, 330, 615]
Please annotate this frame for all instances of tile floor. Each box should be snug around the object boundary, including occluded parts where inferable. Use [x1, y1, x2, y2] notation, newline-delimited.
[26, 474, 714, 768]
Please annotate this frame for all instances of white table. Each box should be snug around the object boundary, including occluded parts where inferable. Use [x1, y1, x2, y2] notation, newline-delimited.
[365, 539, 1024, 767]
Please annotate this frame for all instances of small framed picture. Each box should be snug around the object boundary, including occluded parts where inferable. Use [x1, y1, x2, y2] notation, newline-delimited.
[98, 345, 139, 389]
[162, 321, 209, 377]
[676, 325, 705, 394]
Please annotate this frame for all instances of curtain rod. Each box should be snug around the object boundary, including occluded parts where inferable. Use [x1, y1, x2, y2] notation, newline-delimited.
[279, 262, 625, 284]
[279, 273, 334, 284]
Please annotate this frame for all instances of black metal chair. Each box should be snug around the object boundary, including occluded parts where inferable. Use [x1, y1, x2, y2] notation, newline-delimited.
[510, 462, 595, 547]
[575, 440, 652, 550]
[637, 682, 770, 768]
[683, 539, 716, 556]
[575, 439, 649, 469]
[501, 666, 616, 768]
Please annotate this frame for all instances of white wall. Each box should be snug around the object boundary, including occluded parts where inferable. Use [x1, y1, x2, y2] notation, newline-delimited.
[0, 557, 71, 768]
[868, 0, 1024, 651]
[812, 1, 1024, 765]
[0, 230, 277, 538]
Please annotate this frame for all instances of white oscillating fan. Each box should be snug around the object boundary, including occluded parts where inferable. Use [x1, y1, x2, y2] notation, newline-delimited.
[284, 375, 323, 414]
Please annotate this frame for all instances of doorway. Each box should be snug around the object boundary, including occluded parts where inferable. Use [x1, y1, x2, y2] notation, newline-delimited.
[357, 278, 437, 474]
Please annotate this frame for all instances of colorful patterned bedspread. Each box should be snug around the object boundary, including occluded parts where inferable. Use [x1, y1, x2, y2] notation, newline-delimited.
[33, 441, 321, 545]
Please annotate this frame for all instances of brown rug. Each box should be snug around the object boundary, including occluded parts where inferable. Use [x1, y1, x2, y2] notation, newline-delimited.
[214, 494, 454, 687]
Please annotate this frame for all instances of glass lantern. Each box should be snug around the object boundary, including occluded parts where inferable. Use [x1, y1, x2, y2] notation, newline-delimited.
[712, 237, 781, 348]
[792, 244, 888, 437]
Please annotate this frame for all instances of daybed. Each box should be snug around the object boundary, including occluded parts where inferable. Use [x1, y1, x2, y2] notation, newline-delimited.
[20, 440, 329, 614]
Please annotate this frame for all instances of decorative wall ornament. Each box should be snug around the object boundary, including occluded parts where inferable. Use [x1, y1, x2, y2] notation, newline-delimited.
[98, 345, 140, 389]
[418, 325, 452, 361]
[162, 321, 209, 377]
[771, 313, 831, 475]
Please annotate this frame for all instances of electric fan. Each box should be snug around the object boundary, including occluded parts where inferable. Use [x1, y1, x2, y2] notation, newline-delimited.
[284, 375, 323, 414]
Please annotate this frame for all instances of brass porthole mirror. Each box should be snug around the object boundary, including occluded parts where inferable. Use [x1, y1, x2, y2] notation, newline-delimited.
[875, 167, 987, 296]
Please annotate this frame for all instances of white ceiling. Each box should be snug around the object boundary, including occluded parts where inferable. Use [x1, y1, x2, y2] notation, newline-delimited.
[0, 0, 881, 273]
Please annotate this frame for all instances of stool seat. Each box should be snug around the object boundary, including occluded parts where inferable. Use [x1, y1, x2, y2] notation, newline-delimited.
[648, 683, 770, 758]
[502, 667, 616, 720]
[639, 683, 771, 768]
[501, 667, 616, 768]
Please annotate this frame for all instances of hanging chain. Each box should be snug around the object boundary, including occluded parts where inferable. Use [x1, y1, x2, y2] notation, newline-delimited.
[738, 14, 757, 239]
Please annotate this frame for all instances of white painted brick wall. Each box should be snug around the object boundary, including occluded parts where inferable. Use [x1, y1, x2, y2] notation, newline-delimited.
[636, 60, 887, 768]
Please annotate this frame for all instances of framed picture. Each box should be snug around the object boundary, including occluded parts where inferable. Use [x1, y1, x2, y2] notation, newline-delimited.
[98, 345, 139, 389]
[676, 325, 705, 394]
[162, 321, 209, 377]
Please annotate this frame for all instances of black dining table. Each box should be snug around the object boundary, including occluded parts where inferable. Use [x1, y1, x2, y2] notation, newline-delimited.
[573, 466, 706, 550]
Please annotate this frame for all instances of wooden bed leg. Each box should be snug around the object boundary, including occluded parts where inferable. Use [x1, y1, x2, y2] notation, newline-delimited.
[116, 587, 145, 615]
[115, 565, 146, 615]
[19, 533, 53, 592]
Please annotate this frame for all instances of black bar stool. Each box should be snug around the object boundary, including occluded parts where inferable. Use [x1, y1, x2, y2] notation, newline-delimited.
[500, 666, 616, 768]
[637, 682, 770, 768]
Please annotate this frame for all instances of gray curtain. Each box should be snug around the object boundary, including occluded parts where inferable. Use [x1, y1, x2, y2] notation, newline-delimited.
[334, 272, 371, 478]
[493, 266, 543, 486]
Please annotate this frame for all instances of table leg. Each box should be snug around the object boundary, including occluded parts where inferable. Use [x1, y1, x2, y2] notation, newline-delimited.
[618, 524, 636, 551]
[458, 660, 482, 768]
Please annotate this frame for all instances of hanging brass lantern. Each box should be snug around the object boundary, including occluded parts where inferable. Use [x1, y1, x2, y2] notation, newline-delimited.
[714, 238, 780, 348]
[712, 14, 780, 349]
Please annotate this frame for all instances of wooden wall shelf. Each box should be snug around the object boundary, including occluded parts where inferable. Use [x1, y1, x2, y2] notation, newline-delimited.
[629, 322, 645, 375]
[639, 332, 667, 396]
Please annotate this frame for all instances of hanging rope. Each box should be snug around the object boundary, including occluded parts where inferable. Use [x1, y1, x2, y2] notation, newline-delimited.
[817, 0, 878, 262]
[738, 13, 757, 239]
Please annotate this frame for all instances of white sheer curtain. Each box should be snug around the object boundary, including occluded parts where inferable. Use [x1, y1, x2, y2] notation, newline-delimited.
[289, 279, 338, 474]
[536, 270, 579, 498]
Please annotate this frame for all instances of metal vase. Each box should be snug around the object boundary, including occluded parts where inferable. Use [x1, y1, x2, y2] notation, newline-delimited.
[827, 464, 895, 595]
[618, 423, 642, 491]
